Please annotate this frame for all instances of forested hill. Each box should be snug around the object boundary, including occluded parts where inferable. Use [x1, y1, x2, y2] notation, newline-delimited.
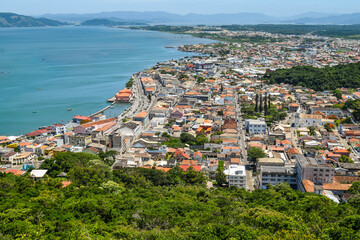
[0, 13, 66, 27]
[263, 62, 360, 91]
[1, 152, 360, 239]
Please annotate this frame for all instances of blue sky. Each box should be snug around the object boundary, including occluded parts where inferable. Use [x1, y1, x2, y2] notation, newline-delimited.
[2, 0, 360, 16]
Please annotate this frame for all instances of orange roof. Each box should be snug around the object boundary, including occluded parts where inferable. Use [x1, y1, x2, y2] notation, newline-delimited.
[281, 140, 292, 145]
[181, 160, 198, 166]
[145, 87, 155, 91]
[222, 146, 240, 150]
[81, 118, 117, 129]
[135, 111, 148, 118]
[0, 136, 9, 141]
[194, 151, 202, 157]
[302, 179, 314, 192]
[334, 149, 350, 154]
[5, 169, 26, 176]
[73, 115, 92, 120]
[19, 142, 32, 147]
[116, 93, 132, 97]
[118, 89, 132, 94]
[287, 148, 300, 154]
[61, 181, 72, 188]
[322, 182, 352, 191]
[95, 122, 117, 132]
[155, 167, 171, 172]
[172, 126, 182, 131]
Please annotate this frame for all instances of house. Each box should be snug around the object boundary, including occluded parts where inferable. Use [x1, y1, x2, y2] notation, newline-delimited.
[245, 119, 267, 135]
[259, 166, 297, 189]
[73, 118, 117, 135]
[133, 111, 150, 126]
[174, 149, 190, 161]
[221, 118, 237, 130]
[170, 109, 184, 119]
[1, 151, 18, 165]
[295, 113, 334, 128]
[224, 165, 246, 188]
[221, 146, 240, 155]
[13, 152, 37, 166]
[30, 169, 48, 181]
[193, 151, 203, 161]
[289, 103, 300, 112]
[68, 134, 92, 146]
[116, 89, 133, 102]
[73, 115, 92, 124]
[257, 158, 285, 172]
[295, 154, 335, 191]
[52, 124, 68, 135]
[310, 107, 345, 118]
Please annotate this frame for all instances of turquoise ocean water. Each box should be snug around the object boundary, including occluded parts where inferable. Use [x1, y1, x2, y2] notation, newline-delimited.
[0, 26, 214, 136]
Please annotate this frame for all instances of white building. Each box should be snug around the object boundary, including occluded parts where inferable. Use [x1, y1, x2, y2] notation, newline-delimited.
[224, 165, 247, 188]
[295, 113, 334, 128]
[259, 166, 297, 189]
[52, 124, 68, 135]
[245, 119, 267, 135]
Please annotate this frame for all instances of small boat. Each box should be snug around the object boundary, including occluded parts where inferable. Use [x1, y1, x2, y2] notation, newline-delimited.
[67, 108, 73, 111]
[32, 111, 38, 113]
[37, 88, 41, 90]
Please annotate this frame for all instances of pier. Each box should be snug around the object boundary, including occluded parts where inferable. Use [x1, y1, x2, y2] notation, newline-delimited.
[88, 101, 116, 118]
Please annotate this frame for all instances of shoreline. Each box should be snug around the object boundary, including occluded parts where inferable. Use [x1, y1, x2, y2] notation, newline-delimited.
[0, 27, 215, 137]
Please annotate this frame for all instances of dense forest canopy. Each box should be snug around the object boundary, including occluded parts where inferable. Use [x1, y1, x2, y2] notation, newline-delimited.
[263, 62, 360, 91]
[1, 152, 360, 239]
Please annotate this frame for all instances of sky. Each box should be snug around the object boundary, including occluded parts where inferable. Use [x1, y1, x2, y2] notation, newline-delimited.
[1, 0, 360, 16]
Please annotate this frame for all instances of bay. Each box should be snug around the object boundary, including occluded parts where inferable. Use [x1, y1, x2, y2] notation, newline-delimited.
[0, 26, 214, 136]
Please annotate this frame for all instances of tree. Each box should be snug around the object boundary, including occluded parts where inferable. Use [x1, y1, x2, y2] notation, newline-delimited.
[348, 181, 360, 194]
[331, 89, 343, 100]
[324, 123, 335, 132]
[215, 161, 227, 186]
[161, 132, 171, 138]
[339, 155, 354, 163]
[255, 94, 259, 112]
[308, 126, 316, 136]
[268, 95, 271, 110]
[259, 94, 263, 113]
[264, 93, 268, 115]
[248, 147, 266, 165]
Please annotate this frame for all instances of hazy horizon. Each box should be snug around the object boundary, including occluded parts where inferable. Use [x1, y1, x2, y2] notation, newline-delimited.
[2, 0, 360, 17]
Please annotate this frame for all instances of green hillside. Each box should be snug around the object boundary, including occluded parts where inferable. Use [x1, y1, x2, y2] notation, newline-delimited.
[263, 62, 360, 91]
[0, 152, 359, 239]
[0, 12, 66, 27]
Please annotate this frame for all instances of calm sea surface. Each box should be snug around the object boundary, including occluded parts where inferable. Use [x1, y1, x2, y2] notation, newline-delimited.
[0, 26, 214, 136]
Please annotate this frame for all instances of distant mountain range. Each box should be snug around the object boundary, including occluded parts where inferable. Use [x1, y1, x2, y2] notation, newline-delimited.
[2, 11, 360, 28]
[41, 11, 360, 25]
[0, 12, 66, 27]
